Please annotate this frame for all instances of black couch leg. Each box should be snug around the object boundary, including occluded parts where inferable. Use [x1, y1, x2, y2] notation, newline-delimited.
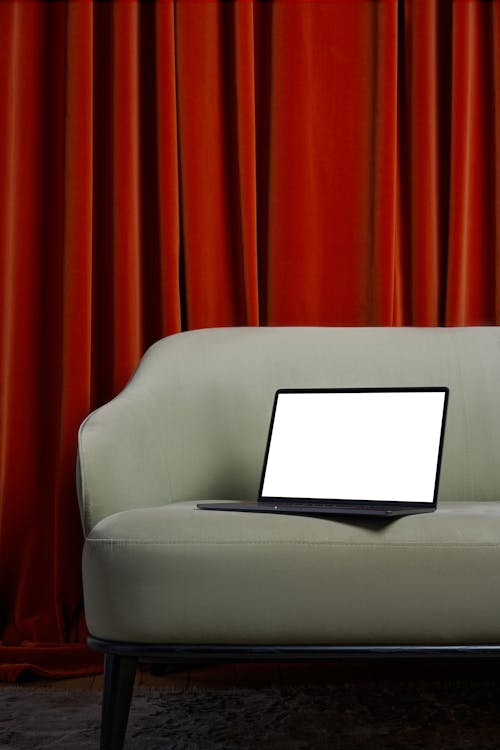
[100, 653, 137, 750]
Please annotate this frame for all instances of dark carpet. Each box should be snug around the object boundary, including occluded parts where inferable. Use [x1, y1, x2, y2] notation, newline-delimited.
[2, 679, 500, 749]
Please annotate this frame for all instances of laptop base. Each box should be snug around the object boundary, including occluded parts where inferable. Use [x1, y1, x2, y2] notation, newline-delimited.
[197, 502, 435, 518]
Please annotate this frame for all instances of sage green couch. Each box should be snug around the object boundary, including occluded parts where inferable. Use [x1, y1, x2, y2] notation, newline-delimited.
[77, 326, 500, 749]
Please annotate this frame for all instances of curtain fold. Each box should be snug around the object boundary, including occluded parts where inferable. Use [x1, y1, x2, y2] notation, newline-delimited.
[1, 0, 499, 680]
[175, 1, 260, 328]
[398, 0, 444, 324]
[154, 0, 182, 335]
[446, 0, 499, 324]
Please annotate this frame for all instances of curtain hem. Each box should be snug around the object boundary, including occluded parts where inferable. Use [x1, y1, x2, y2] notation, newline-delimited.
[0, 643, 104, 683]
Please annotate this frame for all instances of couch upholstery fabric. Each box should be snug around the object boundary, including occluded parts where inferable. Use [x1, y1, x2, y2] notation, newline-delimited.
[78, 327, 500, 645]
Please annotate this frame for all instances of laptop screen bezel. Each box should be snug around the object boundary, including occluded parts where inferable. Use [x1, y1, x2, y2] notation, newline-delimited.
[257, 386, 449, 509]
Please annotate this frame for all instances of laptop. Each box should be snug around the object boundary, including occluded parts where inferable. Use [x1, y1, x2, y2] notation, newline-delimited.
[197, 387, 449, 517]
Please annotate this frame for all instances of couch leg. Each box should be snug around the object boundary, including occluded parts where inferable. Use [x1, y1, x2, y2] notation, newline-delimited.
[100, 653, 137, 750]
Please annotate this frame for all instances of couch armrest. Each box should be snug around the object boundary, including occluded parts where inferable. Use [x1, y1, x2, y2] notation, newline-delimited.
[77, 392, 174, 536]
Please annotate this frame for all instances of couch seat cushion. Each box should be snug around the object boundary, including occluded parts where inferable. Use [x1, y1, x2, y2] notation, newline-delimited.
[83, 501, 500, 645]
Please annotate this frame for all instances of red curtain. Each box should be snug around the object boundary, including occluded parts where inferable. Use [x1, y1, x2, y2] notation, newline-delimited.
[0, 0, 499, 681]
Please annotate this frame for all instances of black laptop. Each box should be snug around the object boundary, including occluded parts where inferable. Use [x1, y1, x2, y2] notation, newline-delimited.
[198, 387, 449, 517]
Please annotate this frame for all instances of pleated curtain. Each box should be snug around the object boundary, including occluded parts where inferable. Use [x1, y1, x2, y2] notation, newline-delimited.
[0, 0, 499, 679]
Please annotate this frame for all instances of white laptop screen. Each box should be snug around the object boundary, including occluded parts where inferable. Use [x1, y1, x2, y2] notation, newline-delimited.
[260, 389, 447, 504]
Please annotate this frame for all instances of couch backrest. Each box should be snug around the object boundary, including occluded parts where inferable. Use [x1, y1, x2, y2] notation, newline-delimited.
[77, 326, 500, 534]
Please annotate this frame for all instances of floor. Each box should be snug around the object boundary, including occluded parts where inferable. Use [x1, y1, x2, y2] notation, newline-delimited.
[3, 658, 499, 692]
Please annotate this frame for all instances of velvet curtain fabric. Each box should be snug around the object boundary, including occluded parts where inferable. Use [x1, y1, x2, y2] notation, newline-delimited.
[1, 0, 499, 680]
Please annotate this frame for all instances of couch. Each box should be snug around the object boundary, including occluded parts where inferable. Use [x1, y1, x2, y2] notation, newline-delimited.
[77, 326, 500, 749]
